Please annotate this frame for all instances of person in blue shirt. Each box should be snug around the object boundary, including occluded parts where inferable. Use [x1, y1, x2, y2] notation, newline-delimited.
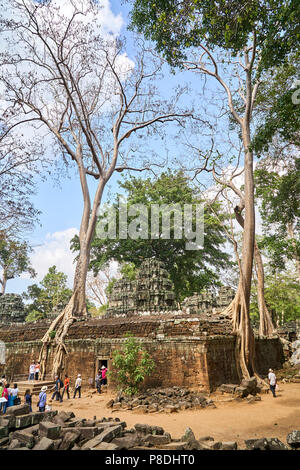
[24, 389, 32, 412]
[38, 386, 47, 412]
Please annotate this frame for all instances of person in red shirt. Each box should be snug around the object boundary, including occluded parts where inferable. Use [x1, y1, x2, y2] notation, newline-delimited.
[101, 366, 108, 386]
[61, 374, 70, 400]
[2, 383, 9, 414]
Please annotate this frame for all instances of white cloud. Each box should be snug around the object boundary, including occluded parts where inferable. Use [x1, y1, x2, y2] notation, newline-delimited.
[21, 227, 79, 286]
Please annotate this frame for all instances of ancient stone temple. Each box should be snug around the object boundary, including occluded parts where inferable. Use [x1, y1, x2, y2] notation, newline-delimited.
[0, 259, 284, 392]
[182, 286, 235, 315]
[0, 293, 26, 324]
[106, 259, 176, 317]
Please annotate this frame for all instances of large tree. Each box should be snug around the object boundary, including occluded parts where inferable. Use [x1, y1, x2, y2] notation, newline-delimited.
[0, 1, 193, 378]
[128, 0, 299, 379]
[76, 170, 231, 301]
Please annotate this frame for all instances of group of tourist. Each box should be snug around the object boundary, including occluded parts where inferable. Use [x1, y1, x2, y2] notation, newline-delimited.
[28, 360, 40, 381]
[0, 376, 20, 414]
[95, 365, 108, 394]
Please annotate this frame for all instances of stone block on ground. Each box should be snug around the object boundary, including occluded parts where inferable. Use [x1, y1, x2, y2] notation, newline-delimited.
[245, 438, 269, 450]
[39, 421, 61, 440]
[15, 414, 33, 429]
[92, 442, 119, 450]
[142, 434, 171, 446]
[33, 437, 55, 451]
[59, 430, 81, 450]
[5, 404, 31, 417]
[218, 384, 237, 393]
[110, 435, 140, 450]
[220, 442, 238, 450]
[0, 424, 9, 439]
[12, 430, 35, 448]
[286, 430, 300, 448]
[81, 425, 122, 450]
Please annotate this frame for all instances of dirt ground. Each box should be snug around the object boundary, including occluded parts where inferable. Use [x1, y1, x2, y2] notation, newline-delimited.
[32, 382, 300, 449]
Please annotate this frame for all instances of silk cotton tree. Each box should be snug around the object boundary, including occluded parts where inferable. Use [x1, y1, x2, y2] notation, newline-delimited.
[0, 0, 193, 378]
[127, 0, 300, 379]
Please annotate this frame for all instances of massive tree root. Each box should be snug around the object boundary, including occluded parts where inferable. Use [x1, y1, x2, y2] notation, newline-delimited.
[39, 295, 81, 379]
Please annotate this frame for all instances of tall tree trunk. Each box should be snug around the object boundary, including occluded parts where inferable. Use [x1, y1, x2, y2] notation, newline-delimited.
[234, 206, 275, 337]
[39, 169, 106, 379]
[0, 273, 7, 295]
[253, 243, 276, 337]
[223, 124, 257, 380]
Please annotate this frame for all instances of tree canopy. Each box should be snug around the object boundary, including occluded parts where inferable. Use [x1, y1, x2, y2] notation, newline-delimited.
[0, 233, 36, 294]
[72, 170, 231, 301]
[23, 265, 72, 321]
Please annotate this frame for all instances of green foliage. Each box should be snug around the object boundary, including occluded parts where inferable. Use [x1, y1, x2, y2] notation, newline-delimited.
[83, 170, 231, 301]
[251, 269, 300, 325]
[254, 160, 300, 273]
[128, 1, 300, 70]
[23, 265, 72, 318]
[49, 330, 56, 340]
[0, 233, 36, 291]
[25, 309, 45, 323]
[253, 56, 300, 153]
[109, 332, 155, 396]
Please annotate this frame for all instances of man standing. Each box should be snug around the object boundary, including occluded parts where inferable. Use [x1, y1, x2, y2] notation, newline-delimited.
[28, 361, 36, 381]
[61, 374, 70, 400]
[35, 362, 40, 381]
[73, 374, 82, 399]
[268, 368, 277, 398]
[51, 375, 63, 402]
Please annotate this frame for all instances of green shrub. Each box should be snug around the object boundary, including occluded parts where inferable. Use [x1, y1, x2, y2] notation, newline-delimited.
[109, 332, 155, 396]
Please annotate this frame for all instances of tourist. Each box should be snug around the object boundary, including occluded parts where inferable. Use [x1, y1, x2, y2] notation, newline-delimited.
[7, 383, 14, 408]
[10, 383, 19, 406]
[268, 368, 277, 398]
[73, 374, 82, 399]
[0, 381, 3, 413]
[1, 383, 9, 414]
[101, 365, 108, 386]
[1, 375, 7, 386]
[28, 361, 36, 381]
[24, 389, 32, 412]
[35, 362, 40, 381]
[95, 371, 101, 394]
[61, 374, 70, 400]
[51, 375, 63, 403]
[38, 386, 47, 412]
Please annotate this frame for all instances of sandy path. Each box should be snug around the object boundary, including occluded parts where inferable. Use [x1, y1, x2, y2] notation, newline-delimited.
[32, 383, 300, 449]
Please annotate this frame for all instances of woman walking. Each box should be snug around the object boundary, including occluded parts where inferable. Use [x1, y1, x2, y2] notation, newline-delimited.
[38, 386, 47, 412]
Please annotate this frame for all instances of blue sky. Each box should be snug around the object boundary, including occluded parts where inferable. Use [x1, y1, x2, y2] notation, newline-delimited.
[4, 0, 243, 296]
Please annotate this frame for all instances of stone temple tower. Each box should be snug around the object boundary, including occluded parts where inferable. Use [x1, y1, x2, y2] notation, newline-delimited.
[106, 258, 176, 317]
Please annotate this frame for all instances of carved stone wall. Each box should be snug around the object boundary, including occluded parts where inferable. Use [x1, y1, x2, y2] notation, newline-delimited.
[0, 293, 26, 324]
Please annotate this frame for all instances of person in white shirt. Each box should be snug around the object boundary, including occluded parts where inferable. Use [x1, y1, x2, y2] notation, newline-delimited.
[73, 374, 82, 399]
[10, 384, 19, 405]
[28, 361, 36, 381]
[268, 368, 277, 397]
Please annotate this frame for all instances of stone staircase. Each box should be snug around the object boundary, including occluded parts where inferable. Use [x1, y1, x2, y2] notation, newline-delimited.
[16, 380, 56, 396]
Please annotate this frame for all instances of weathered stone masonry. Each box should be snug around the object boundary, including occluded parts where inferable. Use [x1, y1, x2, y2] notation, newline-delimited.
[0, 313, 284, 392]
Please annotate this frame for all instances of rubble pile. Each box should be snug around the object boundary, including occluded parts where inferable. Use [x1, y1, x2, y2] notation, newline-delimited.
[0, 404, 299, 450]
[106, 386, 216, 414]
